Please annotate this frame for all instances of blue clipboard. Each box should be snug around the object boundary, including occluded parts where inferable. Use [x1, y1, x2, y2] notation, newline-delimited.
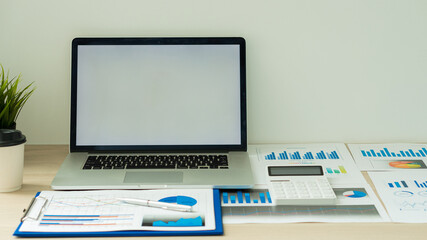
[14, 189, 223, 237]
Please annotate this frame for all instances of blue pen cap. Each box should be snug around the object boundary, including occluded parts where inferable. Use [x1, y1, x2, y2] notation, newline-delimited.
[0, 129, 27, 147]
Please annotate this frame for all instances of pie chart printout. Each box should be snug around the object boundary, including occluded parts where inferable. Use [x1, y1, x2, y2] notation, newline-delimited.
[343, 191, 367, 198]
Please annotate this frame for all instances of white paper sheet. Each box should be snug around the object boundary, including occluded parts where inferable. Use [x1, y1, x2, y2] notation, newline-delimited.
[19, 189, 215, 232]
[369, 171, 427, 223]
[348, 143, 427, 171]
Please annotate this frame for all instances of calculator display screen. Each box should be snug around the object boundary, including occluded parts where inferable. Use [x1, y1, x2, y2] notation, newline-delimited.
[268, 166, 323, 176]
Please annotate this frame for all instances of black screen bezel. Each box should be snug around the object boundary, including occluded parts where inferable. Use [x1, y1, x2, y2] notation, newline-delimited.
[70, 37, 247, 153]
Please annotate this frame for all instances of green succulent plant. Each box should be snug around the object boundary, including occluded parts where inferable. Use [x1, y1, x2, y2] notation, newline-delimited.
[0, 64, 35, 129]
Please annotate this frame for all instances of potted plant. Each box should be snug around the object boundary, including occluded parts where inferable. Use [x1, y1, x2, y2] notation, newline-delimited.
[0, 64, 35, 192]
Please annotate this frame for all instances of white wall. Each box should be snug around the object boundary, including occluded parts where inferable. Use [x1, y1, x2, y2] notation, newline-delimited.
[1, 0, 427, 144]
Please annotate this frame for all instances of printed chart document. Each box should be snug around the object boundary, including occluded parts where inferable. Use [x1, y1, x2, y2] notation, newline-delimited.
[369, 171, 427, 223]
[18, 189, 216, 233]
[254, 143, 364, 185]
[221, 144, 389, 224]
[220, 184, 389, 223]
[348, 143, 427, 171]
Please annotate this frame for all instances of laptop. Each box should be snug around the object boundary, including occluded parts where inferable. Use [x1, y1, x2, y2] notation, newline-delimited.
[51, 37, 254, 190]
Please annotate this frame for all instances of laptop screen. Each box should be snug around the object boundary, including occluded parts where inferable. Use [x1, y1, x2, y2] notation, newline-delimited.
[70, 38, 247, 152]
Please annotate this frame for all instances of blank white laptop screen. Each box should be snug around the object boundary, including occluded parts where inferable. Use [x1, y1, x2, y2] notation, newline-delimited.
[75, 44, 241, 146]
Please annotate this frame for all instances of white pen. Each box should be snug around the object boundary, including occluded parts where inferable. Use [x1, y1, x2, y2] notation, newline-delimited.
[117, 198, 193, 212]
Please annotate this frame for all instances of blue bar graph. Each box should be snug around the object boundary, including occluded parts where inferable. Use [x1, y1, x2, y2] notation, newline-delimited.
[414, 180, 427, 188]
[265, 150, 340, 160]
[265, 152, 276, 160]
[279, 152, 289, 160]
[385, 148, 391, 157]
[387, 181, 408, 188]
[361, 147, 427, 158]
[333, 151, 339, 159]
[221, 190, 273, 205]
[380, 150, 386, 157]
[387, 179, 427, 189]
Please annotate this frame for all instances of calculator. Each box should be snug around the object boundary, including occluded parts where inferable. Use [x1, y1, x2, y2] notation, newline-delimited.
[267, 165, 337, 205]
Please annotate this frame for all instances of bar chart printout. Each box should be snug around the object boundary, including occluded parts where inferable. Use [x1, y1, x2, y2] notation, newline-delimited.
[360, 147, 427, 158]
[264, 149, 340, 160]
[221, 190, 272, 206]
[348, 144, 427, 170]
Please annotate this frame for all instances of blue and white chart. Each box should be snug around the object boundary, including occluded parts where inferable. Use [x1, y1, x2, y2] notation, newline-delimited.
[258, 143, 353, 162]
[348, 143, 427, 171]
[221, 189, 273, 207]
[252, 144, 365, 185]
[369, 171, 427, 222]
[18, 189, 216, 232]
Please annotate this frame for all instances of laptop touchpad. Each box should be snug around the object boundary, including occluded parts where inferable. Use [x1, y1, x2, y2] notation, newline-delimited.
[124, 172, 183, 183]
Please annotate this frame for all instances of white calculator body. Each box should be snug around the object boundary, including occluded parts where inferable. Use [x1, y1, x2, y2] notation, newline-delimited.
[267, 165, 337, 205]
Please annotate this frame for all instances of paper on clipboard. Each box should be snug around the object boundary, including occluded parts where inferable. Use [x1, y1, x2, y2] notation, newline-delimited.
[18, 189, 215, 232]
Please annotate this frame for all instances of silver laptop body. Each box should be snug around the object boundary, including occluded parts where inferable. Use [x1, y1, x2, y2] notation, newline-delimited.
[51, 37, 254, 190]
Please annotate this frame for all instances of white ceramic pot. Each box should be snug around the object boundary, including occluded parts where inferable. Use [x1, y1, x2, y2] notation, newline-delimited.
[0, 129, 26, 192]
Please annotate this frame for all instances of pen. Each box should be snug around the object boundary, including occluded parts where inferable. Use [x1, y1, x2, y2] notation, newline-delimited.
[117, 198, 193, 212]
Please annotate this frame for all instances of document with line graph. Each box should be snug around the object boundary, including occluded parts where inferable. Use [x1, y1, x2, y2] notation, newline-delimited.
[18, 189, 216, 233]
[369, 171, 427, 222]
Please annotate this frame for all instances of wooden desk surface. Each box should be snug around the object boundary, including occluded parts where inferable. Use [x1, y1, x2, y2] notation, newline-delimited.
[1, 145, 426, 240]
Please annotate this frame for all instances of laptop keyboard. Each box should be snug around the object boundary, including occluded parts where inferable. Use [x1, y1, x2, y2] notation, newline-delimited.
[82, 155, 229, 170]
